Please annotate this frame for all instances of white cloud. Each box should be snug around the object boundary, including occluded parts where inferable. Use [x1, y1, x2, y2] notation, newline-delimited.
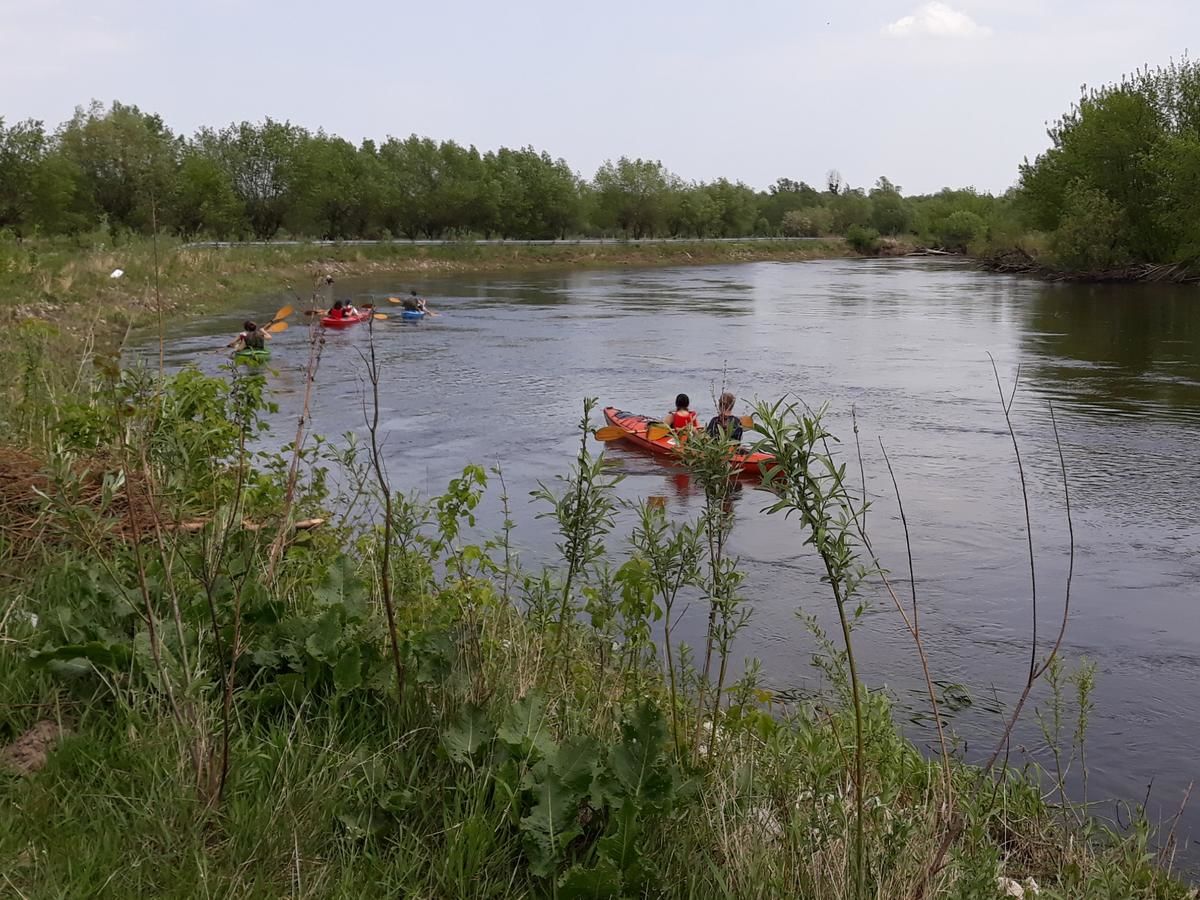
[884, 2, 992, 38]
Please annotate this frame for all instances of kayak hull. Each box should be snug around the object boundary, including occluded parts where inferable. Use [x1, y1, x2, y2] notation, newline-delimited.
[401, 309, 426, 320]
[602, 407, 773, 478]
[321, 312, 371, 328]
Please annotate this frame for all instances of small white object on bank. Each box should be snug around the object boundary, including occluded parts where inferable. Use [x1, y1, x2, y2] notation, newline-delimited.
[110, 268, 124, 279]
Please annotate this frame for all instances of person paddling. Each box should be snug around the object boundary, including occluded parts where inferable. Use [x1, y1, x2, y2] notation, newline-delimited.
[403, 290, 436, 315]
[327, 300, 346, 321]
[706, 391, 744, 441]
[666, 393, 699, 430]
[229, 320, 270, 352]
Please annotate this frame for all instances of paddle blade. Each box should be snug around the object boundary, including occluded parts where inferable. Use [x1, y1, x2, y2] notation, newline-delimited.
[646, 424, 672, 441]
[739, 415, 755, 429]
[387, 296, 402, 304]
[265, 320, 289, 334]
[304, 308, 328, 316]
[593, 426, 627, 441]
[272, 304, 294, 322]
[372, 313, 388, 320]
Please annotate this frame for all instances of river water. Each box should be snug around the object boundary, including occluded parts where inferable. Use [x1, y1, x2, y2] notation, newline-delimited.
[155, 258, 1200, 855]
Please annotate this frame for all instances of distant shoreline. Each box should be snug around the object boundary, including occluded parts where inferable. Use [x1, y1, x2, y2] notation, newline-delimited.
[6, 238, 854, 329]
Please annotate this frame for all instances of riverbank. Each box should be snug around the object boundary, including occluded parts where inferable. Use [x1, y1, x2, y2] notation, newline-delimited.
[0, 366, 1193, 898]
[1, 236, 851, 329]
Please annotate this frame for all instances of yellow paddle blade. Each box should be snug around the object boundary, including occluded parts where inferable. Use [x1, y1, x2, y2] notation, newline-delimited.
[387, 296, 402, 304]
[272, 304, 294, 322]
[265, 320, 289, 334]
[304, 308, 328, 316]
[372, 313, 388, 320]
[593, 426, 627, 441]
[650, 427, 674, 442]
[739, 415, 755, 429]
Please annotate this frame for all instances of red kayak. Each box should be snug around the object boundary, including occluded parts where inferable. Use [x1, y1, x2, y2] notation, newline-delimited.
[321, 311, 371, 328]
[602, 407, 774, 479]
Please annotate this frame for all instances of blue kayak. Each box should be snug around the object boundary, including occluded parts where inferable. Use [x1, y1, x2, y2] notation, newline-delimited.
[401, 309, 426, 320]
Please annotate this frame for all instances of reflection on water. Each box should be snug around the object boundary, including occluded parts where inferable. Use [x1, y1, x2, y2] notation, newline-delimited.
[144, 258, 1200, 865]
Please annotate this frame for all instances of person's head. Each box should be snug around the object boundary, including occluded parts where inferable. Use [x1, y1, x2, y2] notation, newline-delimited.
[675, 393, 690, 410]
[243, 320, 257, 332]
[332, 300, 343, 310]
[410, 290, 418, 297]
[718, 391, 735, 414]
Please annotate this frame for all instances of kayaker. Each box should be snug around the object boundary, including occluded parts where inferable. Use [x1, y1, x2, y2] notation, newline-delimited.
[229, 320, 270, 351]
[706, 392, 744, 441]
[404, 290, 436, 315]
[666, 394, 699, 430]
[327, 300, 346, 321]
[343, 299, 361, 317]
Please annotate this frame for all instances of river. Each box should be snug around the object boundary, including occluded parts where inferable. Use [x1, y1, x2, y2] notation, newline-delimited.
[154, 257, 1200, 858]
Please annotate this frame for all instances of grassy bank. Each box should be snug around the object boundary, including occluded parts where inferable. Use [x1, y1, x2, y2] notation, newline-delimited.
[0, 334, 1192, 898]
[1, 236, 850, 328]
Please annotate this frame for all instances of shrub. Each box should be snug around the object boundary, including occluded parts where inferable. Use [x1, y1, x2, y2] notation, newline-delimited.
[936, 210, 987, 252]
[845, 224, 881, 254]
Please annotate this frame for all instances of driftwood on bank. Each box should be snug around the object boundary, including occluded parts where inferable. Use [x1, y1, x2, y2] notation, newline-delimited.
[980, 248, 1200, 284]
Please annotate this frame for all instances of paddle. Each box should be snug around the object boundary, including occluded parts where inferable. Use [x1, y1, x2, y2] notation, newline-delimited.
[594, 425, 628, 441]
[265, 320, 288, 334]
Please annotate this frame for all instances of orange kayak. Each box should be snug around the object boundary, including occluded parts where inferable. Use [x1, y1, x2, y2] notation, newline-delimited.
[602, 407, 774, 478]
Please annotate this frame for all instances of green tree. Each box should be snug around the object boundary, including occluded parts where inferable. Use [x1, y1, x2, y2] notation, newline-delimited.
[869, 176, 912, 235]
[830, 187, 871, 233]
[171, 152, 244, 239]
[593, 158, 673, 238]
[0, 119, 78, 236]
[197, 119, 306, 240]
[58, 101, 181, 233]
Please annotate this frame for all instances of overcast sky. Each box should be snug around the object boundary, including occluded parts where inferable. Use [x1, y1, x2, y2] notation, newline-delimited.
[1, 0, 1193, 194]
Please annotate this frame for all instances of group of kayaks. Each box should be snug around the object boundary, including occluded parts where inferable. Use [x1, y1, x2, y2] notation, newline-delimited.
[319, 308, 426, 328]
[233, 295, 431, 364]
[601, 407, 774, 479]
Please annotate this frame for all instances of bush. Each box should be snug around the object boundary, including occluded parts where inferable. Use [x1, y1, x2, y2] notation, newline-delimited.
[780, 207, 832, 237]
[845, 224, 881, 254]
[936, 210, 987, 252]
[1050, 180, 1130, 271]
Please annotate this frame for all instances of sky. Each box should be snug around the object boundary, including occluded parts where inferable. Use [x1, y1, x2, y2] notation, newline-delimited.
[0, 0, 1194, 194]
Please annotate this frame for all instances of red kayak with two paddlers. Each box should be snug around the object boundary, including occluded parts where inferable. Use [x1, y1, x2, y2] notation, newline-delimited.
[601, 407, 774, 478]
[321, 310, 371, 328]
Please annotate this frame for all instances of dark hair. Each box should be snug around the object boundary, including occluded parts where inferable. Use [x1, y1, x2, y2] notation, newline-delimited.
[243, 320, 257, 331]
[332, 300, 343, 309]
[410, 290, 418, 296]
[675, 393, 689, 409]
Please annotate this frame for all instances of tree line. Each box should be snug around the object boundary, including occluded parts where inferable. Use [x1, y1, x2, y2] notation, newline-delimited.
[0, 100, 1013, 249]
[5, 56, 1196, 272]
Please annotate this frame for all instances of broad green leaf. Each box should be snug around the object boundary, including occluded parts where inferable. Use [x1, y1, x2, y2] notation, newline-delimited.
[557, 860, 623, 899]
[304, 608, 342, 662]
[521, 771, 583, 877]
[333, 647, 362, 694]
[550, 735, 601, 795]
[596, 803, 642, 881]
[314, 555, 369, 620]
[498, 690, 555, 759]
[30, 640, 132, 671]
[607, 701, 669, 802]
[443, 704, 494, 764]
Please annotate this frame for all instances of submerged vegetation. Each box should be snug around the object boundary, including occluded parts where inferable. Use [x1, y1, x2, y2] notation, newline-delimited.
[0, 305, 1193, 897]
